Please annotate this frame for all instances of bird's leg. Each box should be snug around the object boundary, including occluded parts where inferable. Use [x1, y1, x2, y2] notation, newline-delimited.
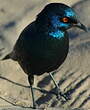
[49, 72, 69, 101]
[28, 75, 37, 109]
[49, 72, 61, 100]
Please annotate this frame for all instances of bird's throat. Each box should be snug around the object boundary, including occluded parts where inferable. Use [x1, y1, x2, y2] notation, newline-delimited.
[49, 29, 65, 39]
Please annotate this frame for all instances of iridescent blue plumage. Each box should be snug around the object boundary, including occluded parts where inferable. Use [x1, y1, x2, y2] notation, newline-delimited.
[2, 3, 87, 108]
[51, 16, 70, 29]
[49, 30, 64, 39]
[65, 8, 76, 17]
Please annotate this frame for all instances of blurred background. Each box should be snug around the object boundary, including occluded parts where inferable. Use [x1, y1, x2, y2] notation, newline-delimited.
[0, 0, 90, 109]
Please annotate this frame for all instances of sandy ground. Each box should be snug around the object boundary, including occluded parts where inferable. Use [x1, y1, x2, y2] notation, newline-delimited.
[49, 0, 81, 5]
[0, 0, 90, 110]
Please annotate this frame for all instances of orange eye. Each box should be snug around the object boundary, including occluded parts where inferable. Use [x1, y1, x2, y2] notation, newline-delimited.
[62, 17, 69, 23]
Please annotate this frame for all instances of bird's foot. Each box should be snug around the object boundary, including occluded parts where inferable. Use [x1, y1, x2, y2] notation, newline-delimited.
[56, 88, 71, 101]
[32, 102, 38, 109]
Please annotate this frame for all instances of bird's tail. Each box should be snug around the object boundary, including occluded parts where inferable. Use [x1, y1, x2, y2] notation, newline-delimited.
[2, 53, 11, 60]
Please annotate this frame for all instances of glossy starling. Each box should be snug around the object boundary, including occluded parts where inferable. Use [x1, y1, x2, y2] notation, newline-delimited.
[2, 3, 87, 108]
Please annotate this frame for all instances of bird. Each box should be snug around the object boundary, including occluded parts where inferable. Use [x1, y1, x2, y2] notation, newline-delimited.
[2, 3, 87, 109]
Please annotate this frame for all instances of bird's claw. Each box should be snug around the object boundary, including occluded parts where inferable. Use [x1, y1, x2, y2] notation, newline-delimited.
[56, 89, 71, 101]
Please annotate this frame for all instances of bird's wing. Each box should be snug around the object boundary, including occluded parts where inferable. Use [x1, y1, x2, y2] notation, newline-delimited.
[12, 21, 36, 60]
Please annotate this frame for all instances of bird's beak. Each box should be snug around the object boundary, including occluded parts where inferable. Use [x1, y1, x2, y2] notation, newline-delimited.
[74, 22, 88, 32]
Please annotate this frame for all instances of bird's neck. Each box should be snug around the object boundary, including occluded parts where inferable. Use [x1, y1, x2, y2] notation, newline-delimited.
[48, 29, 65, 39]
[36, 18, 66, 39]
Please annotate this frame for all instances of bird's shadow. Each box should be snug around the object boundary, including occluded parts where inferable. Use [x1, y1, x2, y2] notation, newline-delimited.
[0, 71, 90, 108]
[36, 70, 90, 107]
[37, 70, 58, 88]
[0, 75, 58, 108]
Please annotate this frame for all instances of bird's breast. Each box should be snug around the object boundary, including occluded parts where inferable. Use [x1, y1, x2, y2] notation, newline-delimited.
[27, 33, 69, 74]
[16, 29, 69, 75]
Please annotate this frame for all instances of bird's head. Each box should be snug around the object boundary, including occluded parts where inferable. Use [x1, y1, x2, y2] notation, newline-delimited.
[37, 3, 87, 32]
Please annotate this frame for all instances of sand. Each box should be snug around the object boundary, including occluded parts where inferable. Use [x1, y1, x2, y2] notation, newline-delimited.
[0, 0, 90, 109]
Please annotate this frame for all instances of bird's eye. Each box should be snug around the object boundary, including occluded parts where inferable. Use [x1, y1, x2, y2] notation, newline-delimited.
[62, 17, 69, 23]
